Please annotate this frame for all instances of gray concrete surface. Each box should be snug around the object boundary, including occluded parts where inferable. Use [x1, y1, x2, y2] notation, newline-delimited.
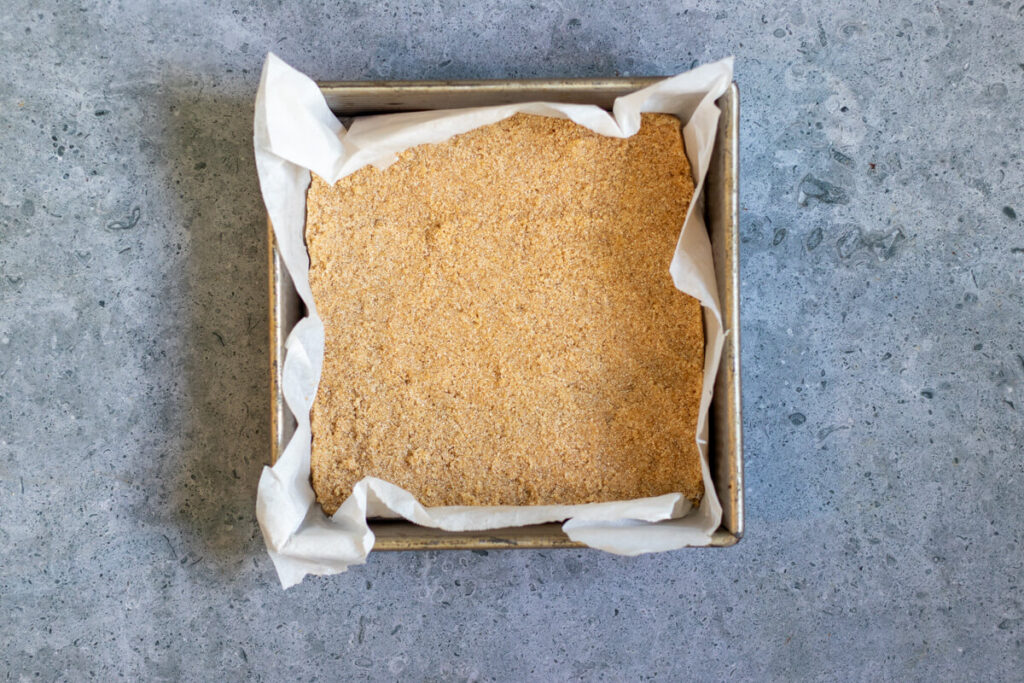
[1, 0, 1022, 680]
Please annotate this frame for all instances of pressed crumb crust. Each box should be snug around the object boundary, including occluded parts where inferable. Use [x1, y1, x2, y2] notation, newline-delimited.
[307, 112, 703, 513]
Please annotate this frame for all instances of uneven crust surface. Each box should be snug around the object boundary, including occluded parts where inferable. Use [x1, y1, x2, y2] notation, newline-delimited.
[307, 112, 703, 513]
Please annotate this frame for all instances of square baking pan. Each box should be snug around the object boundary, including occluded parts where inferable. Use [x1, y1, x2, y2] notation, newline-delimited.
[268, 78, 742, 549]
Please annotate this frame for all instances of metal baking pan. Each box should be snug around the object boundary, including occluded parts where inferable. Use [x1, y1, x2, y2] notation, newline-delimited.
[269, 78, 742, 549]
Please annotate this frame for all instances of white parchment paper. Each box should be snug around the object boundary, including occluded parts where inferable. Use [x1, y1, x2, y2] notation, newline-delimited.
[254, 53, 734, 588]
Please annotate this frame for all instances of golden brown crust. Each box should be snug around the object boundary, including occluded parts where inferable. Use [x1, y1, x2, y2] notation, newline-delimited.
[307, 112, 703, 514]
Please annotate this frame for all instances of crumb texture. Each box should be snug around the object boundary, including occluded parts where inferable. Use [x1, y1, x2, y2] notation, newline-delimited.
[307, 112, 702, 513]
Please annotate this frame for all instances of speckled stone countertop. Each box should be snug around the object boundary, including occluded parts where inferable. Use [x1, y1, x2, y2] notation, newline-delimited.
[2, 1, 1022, 680]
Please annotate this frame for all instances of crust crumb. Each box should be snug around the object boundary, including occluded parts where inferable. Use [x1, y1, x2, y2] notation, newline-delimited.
[307, 113, 703, 513]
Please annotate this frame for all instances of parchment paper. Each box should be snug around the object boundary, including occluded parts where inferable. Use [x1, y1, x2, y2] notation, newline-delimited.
[254, 53, 734, 588]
